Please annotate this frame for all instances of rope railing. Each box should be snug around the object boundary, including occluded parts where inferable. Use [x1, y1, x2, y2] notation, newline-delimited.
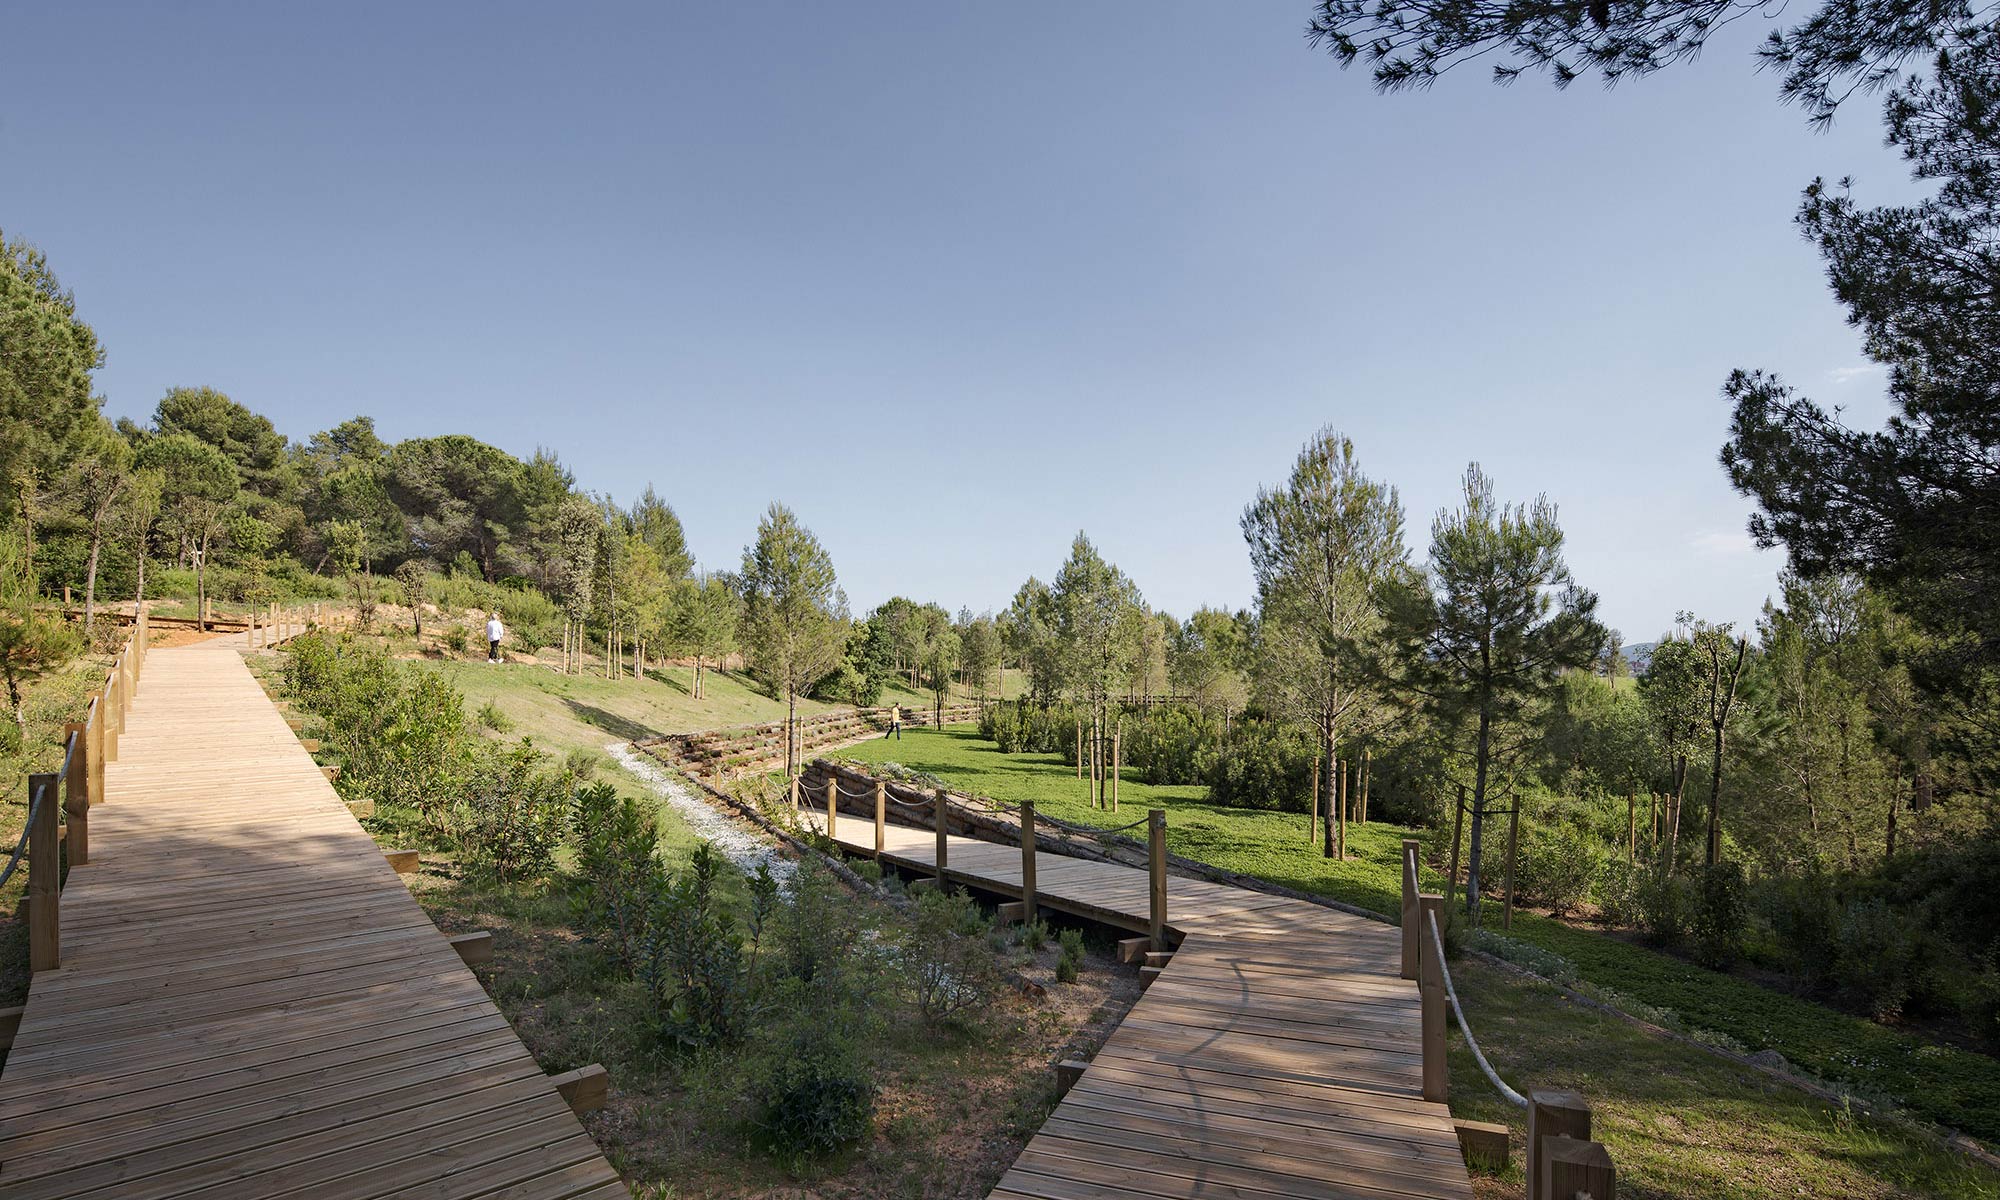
[1426, 908, 1528, 1109]
[0, 766, 55, 890]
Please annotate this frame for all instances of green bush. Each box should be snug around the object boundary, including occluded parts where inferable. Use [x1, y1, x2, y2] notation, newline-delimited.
[1055, 927, 1085, 984]
[1516, 823, 1600, 918]
[1690, 861, 1751, 968]
[477, 699, 513, 732]
[455, 739, 571, 882]
[902, 889, 998, 1028]
[1204, 718, 1315, 812]
[1123, 705, 1218, 785]
[1837, 898, 1936, 1021]
[748, 1015, 876, 1157]
[1759, 871, 1842, 987]
[441, 624, 470, 655]
[1635, 868, 1693, 948]
[571, 782, 663, 968]
[980, 699, 1082, 757]
[638, 842, 747, 1049]
[1593, 857, 1645, 927]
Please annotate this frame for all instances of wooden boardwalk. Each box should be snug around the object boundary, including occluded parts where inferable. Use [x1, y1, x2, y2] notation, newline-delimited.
[821, 817, 1474, 1200]
[0, 637, 626, 1199]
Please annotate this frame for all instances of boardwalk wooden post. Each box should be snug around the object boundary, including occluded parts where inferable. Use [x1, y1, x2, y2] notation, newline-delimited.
[28, 773, 60, 972]
[1400, 838, 1421, 980]
[1418, 892, 1447, 1103]
[825, 775, 837, 838]
[934, 788, 948, 882]
[88, 698, 105, 804]
[63, 724, 88, 865]
[103, 677, 119, 762]
[874, 780, 886, 854]
[1148, 808, 1168, 953]
[1021, 800, 1038, 924]
[1543, 1137, 1615, 1199]
[1528, 1091, 1593, 1200]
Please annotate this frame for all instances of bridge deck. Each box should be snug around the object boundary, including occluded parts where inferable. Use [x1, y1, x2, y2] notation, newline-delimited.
[0, 638, 625, 1200]
[822, 816, 1474, 1200]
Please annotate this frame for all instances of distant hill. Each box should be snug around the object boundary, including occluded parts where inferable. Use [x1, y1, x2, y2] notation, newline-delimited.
[1622, 641, 1658, 674]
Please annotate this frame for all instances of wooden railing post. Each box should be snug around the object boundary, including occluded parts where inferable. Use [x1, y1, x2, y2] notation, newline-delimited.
[1021, 800, 1038, 924]
[1418, 892, 1447, 1103]
[1148, 808, 1167, 953]
[1528, 1091, 1594, 1200]
[934, 788, 948, 882]
[1401, 838, 1421, 980]
[874, 780, 886, 855]
[28, 773, 60, 972]
[824, 775, 837, 839]
[103, 677, 119, 762]
[87, 698, 105, 806]
[63, 724, 88, 865]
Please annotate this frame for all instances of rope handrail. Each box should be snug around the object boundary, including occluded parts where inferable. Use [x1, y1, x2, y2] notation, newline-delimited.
[0, 770, 52, 890]
[1426, 908, 1528, 1109]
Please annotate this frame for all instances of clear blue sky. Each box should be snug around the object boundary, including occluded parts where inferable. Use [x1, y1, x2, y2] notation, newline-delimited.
[3, 3, 1912, 643]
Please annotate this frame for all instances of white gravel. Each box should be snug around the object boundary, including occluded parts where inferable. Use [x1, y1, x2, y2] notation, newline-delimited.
[607, 742, 795, 883]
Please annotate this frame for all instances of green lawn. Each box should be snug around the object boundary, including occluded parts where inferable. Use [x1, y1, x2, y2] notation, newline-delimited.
[834, 726, 2000, 1153]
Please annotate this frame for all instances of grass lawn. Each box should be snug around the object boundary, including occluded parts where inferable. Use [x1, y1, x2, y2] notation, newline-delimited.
[835, 726, 2000, 1171]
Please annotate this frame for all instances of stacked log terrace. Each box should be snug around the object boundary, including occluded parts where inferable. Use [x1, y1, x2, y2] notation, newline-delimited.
[640, 702, 982, 778]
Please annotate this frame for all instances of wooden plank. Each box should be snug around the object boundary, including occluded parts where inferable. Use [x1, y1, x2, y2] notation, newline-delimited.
[0, 639, 619, 1197]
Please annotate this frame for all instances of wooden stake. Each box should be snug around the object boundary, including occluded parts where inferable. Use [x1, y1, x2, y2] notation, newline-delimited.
[28, 773, 60, 972]
[1400, 837, 1421, 980]
[934, 788, 948, 883]
[1148, 808, 1168, 953]
[1543, 1139, 1616, 1200]
[825, 775, 837, 839]
[1418, 893, 1446, 1102]
[1021, 799, 1038, 924]
[874, 780, 886, 856]
[63, 723, 88, 865]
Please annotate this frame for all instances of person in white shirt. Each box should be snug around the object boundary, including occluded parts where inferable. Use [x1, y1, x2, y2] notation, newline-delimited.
[485, 613, 505, 663]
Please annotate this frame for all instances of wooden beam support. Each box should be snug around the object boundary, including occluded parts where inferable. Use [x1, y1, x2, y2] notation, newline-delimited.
[449, 930, 494, 966]
[1116, 936, 1150, 965]
[1054, 1059, 1088, 1096]
[321, 765, 341, 782]
[1142, 950, 1173, 969]
[550, 1063, 609, 1114]
[1454, 1119, 1510, 1170]
[1528, 1091, 1592, 1200]
[345, 798, 375, 818]
[299, 738, 321, 753]
[1139, 965, 1165, 988]
[996, 900, 1026, 924]
[1543, 1137, 1615, 1199]
[383, 849, 420, 874]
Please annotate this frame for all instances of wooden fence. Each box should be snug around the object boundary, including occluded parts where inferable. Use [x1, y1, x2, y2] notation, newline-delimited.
[4, 611, 149, 983]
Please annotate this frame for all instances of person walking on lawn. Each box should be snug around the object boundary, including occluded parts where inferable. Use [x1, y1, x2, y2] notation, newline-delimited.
[885, 702, 901, 739]
[486, 612, 505, 663]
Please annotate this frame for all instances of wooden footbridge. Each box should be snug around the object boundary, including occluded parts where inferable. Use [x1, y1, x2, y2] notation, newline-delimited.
[800, 761, 1622, 1200]
[0, 624, 626, 1199]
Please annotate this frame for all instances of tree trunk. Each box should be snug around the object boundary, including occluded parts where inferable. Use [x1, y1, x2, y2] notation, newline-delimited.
[134, 542, 148, 608]
[1309, 754, 1320, 843]
[1886, 765, 1901, 859]
[1467, 708, 1492, 926]
[195, 530, 210, 632]
[83, 513, 105, 630]
[1664, 755, 1687, 876]
[1502, 795, 1520, 930]
[1447, 783, 1467, 909]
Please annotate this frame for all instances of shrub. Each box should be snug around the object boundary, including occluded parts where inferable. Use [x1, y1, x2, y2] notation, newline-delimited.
[1593, 857, 1645, 928]
[572, 782, 662, 968]
[477, 699, 513, 732]
[1838, 898, 1934, 1021]
[981, 699, 1081, 756]
[456, 739, 571, 882]
[1516, 823, 1600, 918]
[1689, 861, 1751, 968]
[1205, 718, 1315, 812]
[441, 625, 470, 655]
[1017, 917, 1050, 951]
[638, 842, 747, 1049]
[1635, 869, 1693, 948]
[1759, 871, 1842, 987]
[901, 889, 998, 1028]
[749, 1015, 876, 1157]
[1122, 706, 1218, 785]
[768, 861, 863, 1001]
[1056, 927, 1085, 983]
